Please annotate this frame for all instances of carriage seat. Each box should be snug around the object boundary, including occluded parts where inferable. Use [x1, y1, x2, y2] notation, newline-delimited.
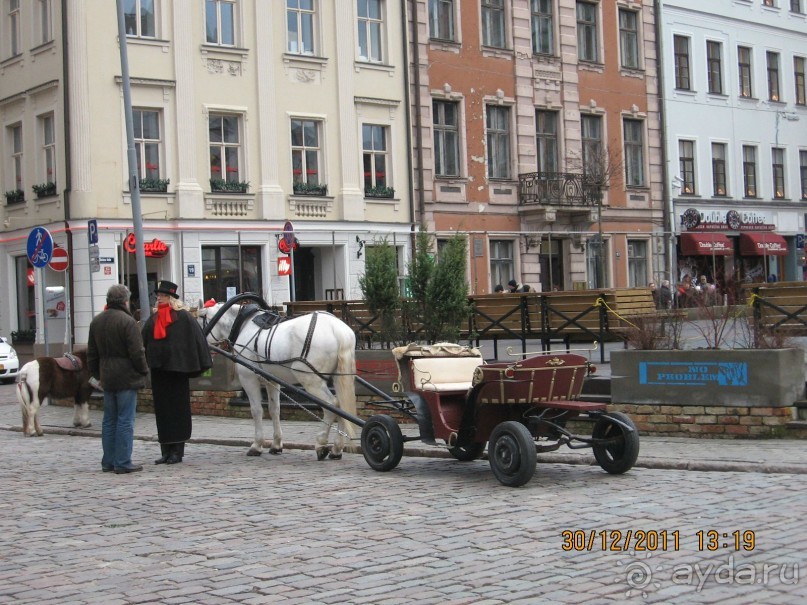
[410, 356, 484, 392]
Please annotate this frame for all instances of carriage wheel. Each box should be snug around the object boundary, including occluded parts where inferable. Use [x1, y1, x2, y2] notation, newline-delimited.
[361, 414, 404, 472]
[487, 421, 537, 487]
[448, 442, 485, 462]
[592, 412, 640, 474]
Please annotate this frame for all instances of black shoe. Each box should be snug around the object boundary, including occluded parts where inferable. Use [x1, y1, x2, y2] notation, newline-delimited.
[102, 467, 114, 473]
[165, 454, 182, 464]
[154, 455, 169, 465]
[114, 464, 143, 474]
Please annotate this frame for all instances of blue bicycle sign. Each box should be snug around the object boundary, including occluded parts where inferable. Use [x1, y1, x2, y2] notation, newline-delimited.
[27, 227, 54, 268]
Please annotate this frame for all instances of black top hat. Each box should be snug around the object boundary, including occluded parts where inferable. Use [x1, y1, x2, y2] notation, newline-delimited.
[154, 280, 179, 298]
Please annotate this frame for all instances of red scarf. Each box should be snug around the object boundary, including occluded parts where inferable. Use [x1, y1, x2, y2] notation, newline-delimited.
[154, 302, 174, 340]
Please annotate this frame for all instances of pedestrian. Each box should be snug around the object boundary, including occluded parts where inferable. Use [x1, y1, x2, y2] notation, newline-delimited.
[87, 284, 150, 474]
[507, 279, 531, 293]
[648, 281, 658, 308]
[141, 280, 213, 465]
[658, 280, 673, 310]
[494, 284, 504, 293]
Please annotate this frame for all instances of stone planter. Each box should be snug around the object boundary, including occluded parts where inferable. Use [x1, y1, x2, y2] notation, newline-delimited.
[611, 348, 805, 408]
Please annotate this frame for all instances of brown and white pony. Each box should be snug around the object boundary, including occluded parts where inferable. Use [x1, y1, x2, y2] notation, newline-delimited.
[16, 350, 93, 436]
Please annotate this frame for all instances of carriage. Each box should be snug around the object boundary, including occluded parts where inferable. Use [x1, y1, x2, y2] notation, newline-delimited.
[200, 294, 640, 488]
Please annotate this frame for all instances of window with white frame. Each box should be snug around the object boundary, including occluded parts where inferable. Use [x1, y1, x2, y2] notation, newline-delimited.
[133, 109, 162, 182]
[531, 0, 553, 55]
[678, 140, 696, 194]
[362, 124, 390, 194]
[7, 0, 20, 57]
[738, 46, 753, 98]
[792, 0, 804, 14]
[627, 240, 647, 288]
[124, 0, 156, 38]
[489, 239, 514, 289]
[742, 145, 757, 197]
[772, 147, 785, 199]
[202, 245, 262, 302]
[707, 41, 723, 94]
[287, 0, 315, 55]
[209, 113, 242, 184]
[486, 105, 511, 179]
[581, 114, 602, 176]
[205, 0, 237, 46]
[673, 35, 691, 90]
[433, 100, 460, 177]
[618, 8, 639, 69]
[8, 123, 23, 196]
[795, 57, 806, 105]
[576, 1, 598, 63]
[800, 150, 807, 199]
[767, 51, 781, 102]
[623, 118, 645, 187]
[39, 114, 56, 187]
[536, 110, 558, 173]
[357, 0, 383, 62]
[762, 0, 775, 6]
[711, 142, 727, 196]
[291, 118, 323, 189]
[36, 0, 53, 44]
[429, 0, 454, 41]
[481, 0, 506, 49]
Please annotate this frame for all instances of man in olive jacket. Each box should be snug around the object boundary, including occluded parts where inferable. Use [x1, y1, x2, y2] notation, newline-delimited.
[87, 284, 149, 474]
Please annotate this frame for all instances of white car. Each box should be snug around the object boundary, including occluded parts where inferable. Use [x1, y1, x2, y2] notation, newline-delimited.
[0, 337, 20, 383]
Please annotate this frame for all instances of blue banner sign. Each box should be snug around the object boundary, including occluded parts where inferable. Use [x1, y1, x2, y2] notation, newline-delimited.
[638, 361, 748, 387]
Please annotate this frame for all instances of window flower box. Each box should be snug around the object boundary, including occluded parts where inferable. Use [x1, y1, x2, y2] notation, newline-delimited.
[364, 186, 395, 199]
[5, 189, 25, 204]
[139, 178, 170, 193]
[210, 178, 250, 193]
[32, 182, 57, 199]
[293, 182, 328, 196]
[11, 329, 35, 344]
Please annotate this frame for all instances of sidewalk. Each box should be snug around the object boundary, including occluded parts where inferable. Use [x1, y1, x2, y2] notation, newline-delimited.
[2, 388, 805, 474]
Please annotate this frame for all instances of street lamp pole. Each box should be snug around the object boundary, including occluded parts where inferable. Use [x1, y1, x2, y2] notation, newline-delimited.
[597, 186, 605, 288]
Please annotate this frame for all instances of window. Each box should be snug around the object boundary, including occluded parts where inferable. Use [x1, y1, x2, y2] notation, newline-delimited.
[433, 100, 459, 177]
[362, 124, 389, 193]
[36, 0, 53, 44]
[800, 150, 807, 200]
[767, 51, 781, 101]
[9, 123, 23, 194]
[618, 9, 639, 69]
[481, 0, 505, 49]
[738, 46, 753, 98]
[291, 118, 322, 186]
[762, 0, 775, 6]
[133, 109, 162, 181]
[581, 114, 602, 176]
[490, 240, 514, 288]
[576, 1, 598, 63]
[287, 0, 315, 55]
[673, 35, 691, 90]
[743, 145, 757, 197]
[486, 105, 510, 179]
[792, 0, 804, 14]
[202, 245, 262, 302]
[627, 240, 647, 288]
[711, 142, 727, 196]
[678, 140, 695, 194]
[209, 114, 242, 183]
[357, 0, 383, 62]
[707, 41, 723, 94]
[623, 119, 645, 187]
[795, 57, 806, 105]
[530, 0, 553, 56]
[535, 110, 558, 173]
[205, 0, 236, 46]
[7, 0, 20, 56]
[124, 0, 156, 38]
[429, 0, 454, 41]
[772, 148, 785, 199]
[39, 114, 56, 187]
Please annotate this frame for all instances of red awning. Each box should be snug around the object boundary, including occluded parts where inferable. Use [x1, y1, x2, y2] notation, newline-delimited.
[679, 232, 734, 256]
[738, 232, 788, 256]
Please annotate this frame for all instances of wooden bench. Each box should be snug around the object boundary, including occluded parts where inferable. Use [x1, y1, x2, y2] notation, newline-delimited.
[748, 281, 807, 334]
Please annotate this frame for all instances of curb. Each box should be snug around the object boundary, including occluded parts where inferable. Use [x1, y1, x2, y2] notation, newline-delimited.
[3, 424, 804, 475]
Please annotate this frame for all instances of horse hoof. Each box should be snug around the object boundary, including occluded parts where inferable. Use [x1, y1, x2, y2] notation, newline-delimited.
[328, 453, 342, 460]
[246, 449, 262, 457]
[268, 447, 283, 455]
[82, 423, 92, 428]
[316, 447, 331, 461]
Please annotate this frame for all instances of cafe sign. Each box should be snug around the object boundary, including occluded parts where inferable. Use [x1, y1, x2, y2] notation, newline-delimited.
[680, 208, 775, 232]
[123, 233, 169, 258]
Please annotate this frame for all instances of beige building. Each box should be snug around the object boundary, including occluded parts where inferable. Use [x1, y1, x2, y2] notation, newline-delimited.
[1, 1, 413, 349]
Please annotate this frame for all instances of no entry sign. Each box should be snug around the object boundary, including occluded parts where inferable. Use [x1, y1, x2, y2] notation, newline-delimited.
[49, 246, 69, 272]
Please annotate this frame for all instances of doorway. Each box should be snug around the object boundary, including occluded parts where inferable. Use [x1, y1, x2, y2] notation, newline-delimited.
[293, 247, 316, 301]
[539, 238, 563, 291]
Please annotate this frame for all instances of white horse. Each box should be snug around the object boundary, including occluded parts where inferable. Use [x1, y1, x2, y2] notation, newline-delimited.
[197, 301, 358, 459]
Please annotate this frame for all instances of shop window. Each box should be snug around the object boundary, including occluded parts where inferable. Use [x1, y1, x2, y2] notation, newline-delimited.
[202, 245, 262, 302]
[16, 256, 35, 332]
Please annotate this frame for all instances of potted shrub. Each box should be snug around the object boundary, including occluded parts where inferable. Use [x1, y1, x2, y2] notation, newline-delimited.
[210, 178, 250, 193]
[364, 185, 395, 199]
[5, 189, 25, 204]
[11, 329, 35, 344]
[139, 177, 170, 193]
[292, 182, 327, 196]
[32, 182, 57, 198]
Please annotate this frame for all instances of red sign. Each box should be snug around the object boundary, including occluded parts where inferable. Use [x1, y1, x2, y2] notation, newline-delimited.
[277, 256, 292, 276]
[49, 246, 69, 272]
[27, 268, 34, 287]
[278, 237, 298, 254]
[124, 233, 169, 258]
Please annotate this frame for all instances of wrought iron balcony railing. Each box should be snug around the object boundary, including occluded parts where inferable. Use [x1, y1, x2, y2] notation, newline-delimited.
[518, 171, 599, 207]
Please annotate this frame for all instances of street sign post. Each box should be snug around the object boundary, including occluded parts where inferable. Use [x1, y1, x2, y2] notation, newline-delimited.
[49, 246, 69, 272]
[88, 219, 98, 245]
[283, 220, 295, 246]
[27, 227, 54, 268]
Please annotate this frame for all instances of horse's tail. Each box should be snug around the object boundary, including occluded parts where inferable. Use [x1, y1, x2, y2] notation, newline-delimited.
[334, 338, 358, 441]
[16, 363, 35, 426]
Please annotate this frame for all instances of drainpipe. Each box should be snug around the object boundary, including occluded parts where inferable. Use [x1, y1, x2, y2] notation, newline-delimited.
[405, 0, 426, 252]
[62, 0, 75, 347]
[654, 0, 675, 285]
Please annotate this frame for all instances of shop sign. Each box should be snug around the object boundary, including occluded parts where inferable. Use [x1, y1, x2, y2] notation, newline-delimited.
[123, 233, 169, 257]
[680, 208, 775, 232]
[277, 256, 292, 276]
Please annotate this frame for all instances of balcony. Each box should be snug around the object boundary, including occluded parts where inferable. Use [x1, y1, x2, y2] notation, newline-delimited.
[517, 171, 599, 208]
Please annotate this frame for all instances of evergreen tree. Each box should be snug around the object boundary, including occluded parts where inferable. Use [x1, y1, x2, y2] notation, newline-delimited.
[358, 238, 402, 344]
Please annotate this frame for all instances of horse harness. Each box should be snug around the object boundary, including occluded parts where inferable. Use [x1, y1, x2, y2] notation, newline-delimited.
[54, 352, 83, 372]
